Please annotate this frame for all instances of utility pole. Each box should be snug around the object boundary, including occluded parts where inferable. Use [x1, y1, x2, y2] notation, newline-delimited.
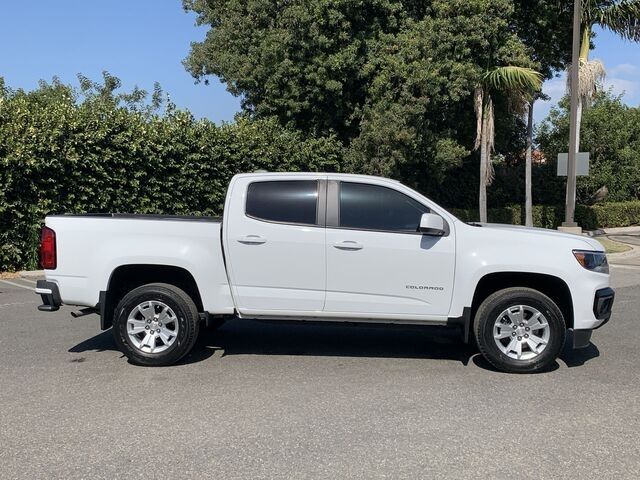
[563, 0, 582, 230]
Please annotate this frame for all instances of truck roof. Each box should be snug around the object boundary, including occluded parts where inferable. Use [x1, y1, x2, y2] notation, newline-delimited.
[234, 172, 401, 182]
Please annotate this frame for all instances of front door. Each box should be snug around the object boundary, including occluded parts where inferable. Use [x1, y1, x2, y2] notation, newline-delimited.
[324, 181, 455, 318]
[225, 177, 326, 314]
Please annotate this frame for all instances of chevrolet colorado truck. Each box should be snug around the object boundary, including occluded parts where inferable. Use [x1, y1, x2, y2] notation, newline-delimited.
[35, 172, 614, 373]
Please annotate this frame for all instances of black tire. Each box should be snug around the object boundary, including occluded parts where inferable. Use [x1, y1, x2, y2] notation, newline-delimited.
[474, 287, 566, 373]
[112, 283, 200, 366]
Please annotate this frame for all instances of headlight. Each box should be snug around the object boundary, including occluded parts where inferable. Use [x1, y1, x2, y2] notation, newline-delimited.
[573, 250, 609, 274]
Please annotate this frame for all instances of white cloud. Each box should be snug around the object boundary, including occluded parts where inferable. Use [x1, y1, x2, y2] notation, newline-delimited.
[608, 63, 640, 76]
[602, 63, 640, 104]
[534, 62, 640, 124]
[604, 77, 640, 99]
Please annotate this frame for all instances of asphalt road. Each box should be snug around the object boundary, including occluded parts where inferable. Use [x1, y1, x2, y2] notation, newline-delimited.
[1, 268, 639, 479]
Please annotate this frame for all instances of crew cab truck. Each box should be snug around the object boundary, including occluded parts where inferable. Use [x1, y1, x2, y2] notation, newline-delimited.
[36, 172, 614, 373]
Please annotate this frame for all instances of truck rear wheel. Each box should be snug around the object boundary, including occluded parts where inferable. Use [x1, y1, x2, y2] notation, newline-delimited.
[474, 287, 566, 373]
[112, 283, 200, 366]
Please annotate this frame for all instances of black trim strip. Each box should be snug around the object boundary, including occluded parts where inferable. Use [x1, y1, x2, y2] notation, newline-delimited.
[326, 180, 340, 227]
[316, 179, 328, 226]
[447, 307, 472, 343]
[593, 287, 615, 327]
[572, 329, 593, 348]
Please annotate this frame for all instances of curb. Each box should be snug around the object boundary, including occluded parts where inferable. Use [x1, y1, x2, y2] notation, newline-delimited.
[603, 226, 640, 235]
[606, 244, 640, 260]
[605, 241, 640, 267]
[585, 226, 640, 236]
[19, 270, 44, 278]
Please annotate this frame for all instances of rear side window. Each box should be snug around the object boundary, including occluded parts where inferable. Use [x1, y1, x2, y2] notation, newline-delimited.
[339, 182, 428, 232]
[246, 180, 318, 225]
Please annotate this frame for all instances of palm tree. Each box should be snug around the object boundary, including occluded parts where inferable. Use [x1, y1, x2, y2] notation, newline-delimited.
[568, 0, 640, 151]
[524, 92, 550, 227]
[525, 97, 535, 227]
[474, 67, 542, 222]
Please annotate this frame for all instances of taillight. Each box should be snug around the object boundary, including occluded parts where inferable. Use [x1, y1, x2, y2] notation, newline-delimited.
[40, 226, 57, 270]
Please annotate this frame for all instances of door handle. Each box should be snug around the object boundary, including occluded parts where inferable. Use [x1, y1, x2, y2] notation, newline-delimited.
[237, 235, 267, 245]
[333, 240, 363, 251]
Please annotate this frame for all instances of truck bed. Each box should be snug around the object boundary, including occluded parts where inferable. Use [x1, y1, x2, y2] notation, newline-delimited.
[44, 214, 234, 313]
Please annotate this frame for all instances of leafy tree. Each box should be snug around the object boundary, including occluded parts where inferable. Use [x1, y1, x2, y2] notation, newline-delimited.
[183, 0, 404, 141]
[537, 91, 640, 204]
[183, 0, 543, 200]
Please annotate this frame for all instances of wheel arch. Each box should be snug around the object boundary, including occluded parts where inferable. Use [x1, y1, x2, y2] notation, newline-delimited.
[470, 272, 574, 331]
[100, 264, 203, 330]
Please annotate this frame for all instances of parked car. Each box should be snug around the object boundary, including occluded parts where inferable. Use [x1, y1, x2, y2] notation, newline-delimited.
[36, 172, 614, 372]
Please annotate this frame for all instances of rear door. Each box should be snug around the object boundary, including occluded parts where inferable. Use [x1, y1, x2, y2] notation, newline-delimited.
[224, 176, 327, 314]
[324, 180, 455, 318]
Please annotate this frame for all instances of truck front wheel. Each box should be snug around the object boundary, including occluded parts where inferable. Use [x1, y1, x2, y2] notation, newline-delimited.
[112, 283, 200, 366]
[474, 287, 566, 373]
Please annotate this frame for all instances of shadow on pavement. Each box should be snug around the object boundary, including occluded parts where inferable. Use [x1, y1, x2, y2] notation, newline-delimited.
[68, 319, 600, 370]
[471, 354, 561, 373]
[69, 319, 477, 367]
[198, 319, 477, 365]
[560, 330, 600, 367]
[69, 330, 117, 353]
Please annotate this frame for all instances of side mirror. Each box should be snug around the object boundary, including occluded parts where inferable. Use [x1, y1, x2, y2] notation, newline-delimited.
[419, 213, 446, 236]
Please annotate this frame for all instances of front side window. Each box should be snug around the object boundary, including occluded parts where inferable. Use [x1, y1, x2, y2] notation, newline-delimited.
[339, 182, 428, 232]
[246, 180, 318, 225]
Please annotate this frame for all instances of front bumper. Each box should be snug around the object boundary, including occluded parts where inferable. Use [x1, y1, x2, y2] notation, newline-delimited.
[36, 280, 62, 312]
[572, 287, 615, 349]
[593, 287, 615, 326]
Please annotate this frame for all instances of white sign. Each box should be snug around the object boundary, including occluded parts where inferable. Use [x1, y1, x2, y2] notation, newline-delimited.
[557, 152, 590, 176]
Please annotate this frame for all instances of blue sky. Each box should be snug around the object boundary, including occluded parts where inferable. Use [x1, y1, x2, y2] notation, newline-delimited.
[0, 0, 239, 123]
[534, 26, 640, 122]
[1, 2, 638, 125]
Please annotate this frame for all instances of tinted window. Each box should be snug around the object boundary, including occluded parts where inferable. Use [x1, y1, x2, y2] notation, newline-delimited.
[339, 182, 428, 232]
[246, 181, 318, 225]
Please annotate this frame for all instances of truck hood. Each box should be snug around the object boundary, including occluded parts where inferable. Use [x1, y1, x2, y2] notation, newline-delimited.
[473, 222, 604, 251]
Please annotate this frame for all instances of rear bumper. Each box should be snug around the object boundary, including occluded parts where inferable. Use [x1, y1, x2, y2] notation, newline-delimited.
[36, 280, 62, 312]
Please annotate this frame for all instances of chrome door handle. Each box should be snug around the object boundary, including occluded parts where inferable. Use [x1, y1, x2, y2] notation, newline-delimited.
[237, 235, 267, 245]
[333, 241, 363, 251]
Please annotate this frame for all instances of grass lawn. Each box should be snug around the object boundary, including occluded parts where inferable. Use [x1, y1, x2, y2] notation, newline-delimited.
[598, 237, 633, 254]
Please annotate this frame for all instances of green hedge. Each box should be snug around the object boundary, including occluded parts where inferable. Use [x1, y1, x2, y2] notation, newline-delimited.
[0, 82, 343, 271]
[450, 201, 640, 230]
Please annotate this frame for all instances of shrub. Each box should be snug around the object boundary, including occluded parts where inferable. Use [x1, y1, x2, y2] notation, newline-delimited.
[450, 201, 640, 230]
[0, 80, 343, 271]
[585, 201, 640, 229]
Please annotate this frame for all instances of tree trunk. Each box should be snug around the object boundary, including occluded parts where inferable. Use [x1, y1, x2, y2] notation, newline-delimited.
[479, 116, 488, 223]
[575, 98, 583, 153]
[525, 99, 535, 227]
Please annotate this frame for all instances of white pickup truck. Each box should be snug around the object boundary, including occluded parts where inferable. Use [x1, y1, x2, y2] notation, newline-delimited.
[36, 172, 614, 373]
